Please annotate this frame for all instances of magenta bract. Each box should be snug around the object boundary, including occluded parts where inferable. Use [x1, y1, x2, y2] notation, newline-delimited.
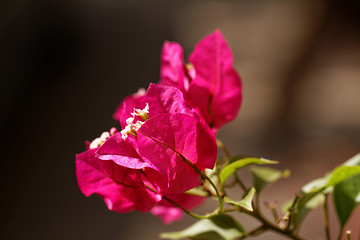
[160, 41, 188, 92]
[76, 149, 163, 213]
[160, 30, 242, 131]
[96, 134, 151, 169]
[151, 193, 205, 224]
[138, 113, 217, 193]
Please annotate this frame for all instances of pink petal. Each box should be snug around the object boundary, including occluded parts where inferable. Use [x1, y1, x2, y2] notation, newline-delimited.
[96, 133, 152, 169]
[188, 29, 242, 131]
[76, 149, 162, 213]
[159, 41, 188, 92]
[145, 83, 195, 117]
[151, 193, 205, 224]
[137, 113, 217, 193]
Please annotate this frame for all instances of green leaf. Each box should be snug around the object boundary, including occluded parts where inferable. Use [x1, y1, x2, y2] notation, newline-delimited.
[302, 177, 329, 194]
[287, 176, 329, 232]
[224, 187, 256, 211]
[186, 187, 209, 197]
[333, 173, 360, 227]
[342, 153, 360, 166]
[292, 193, 325, 231]
[281, 200, 293, 214]
[250, 166, 290, 193]
[326, 166, 360, 188]
[160, 214, 245, 240]
[219, 158, 278, 185]
[286, 154, 360, 232]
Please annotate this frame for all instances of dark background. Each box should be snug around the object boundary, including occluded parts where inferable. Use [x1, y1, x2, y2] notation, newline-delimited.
[1, 0, 360, 239]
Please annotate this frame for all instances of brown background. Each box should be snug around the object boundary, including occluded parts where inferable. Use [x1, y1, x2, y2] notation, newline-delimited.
[1, 0, 360, 239]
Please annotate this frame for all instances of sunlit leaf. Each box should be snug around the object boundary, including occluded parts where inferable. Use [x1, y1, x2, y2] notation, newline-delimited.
[342, 153, 360, 166]
[185, 187, 209, 197]
[219, 158, 278, 185]
[326, 166, 360, 188]
[333, 173, 360, 227]
[160, 214, 245, 240]
[224, 187, 256, 211]
[281, 200, 292, 214]
[250, 166, 290, 193]
[287, 153, 360, 232]
[291, 193, 324, 232]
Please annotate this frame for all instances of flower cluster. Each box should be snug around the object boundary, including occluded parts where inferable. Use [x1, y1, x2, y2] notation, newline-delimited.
[76, 30, 242, 223]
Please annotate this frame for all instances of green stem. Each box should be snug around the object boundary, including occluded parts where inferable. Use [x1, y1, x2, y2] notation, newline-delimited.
[217, 139, 231, 159]
[241, 225, 266, 239]
[162, 196, 213, 219]
[234, 172, 247, 192]
[346, 230, 351, 240]
[223, 207, 237, 213]
[184, 158, 224, 211]
[338, 226, 344, 240]
[241, 207, 304, 240]
[266, 202, 280, 223]
[322, 194, 331, 240]
[201, 171, 224, 210]
[255, 192, 261, 213]
[286, 194, 300, 232]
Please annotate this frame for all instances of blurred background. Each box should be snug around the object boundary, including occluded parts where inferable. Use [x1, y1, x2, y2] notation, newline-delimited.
[1, 0, 359, 239]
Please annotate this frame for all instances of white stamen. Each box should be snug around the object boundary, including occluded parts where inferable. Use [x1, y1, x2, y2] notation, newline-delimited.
[100, 132, 110, 141]
[89, 138, 101, 149]
[89, 131, 111, 149]
[133, 120, 144, 131]
[121, 103, 150, 140]
[121, 125, 132, 140]
[133, 103, 149, 117]
[126, 117, 134, 125]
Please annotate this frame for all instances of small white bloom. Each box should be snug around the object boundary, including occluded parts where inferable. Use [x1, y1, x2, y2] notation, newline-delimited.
[126, 117, 134, 125]
[89, 137, 102, 149]
[89, 131, 111, 149]
[133, 120, 144, 131]
[133, 103, 149, 117]
[121, 125, 132, 140]
[121, 103, 150, 140]
[100, 131, 110, 141]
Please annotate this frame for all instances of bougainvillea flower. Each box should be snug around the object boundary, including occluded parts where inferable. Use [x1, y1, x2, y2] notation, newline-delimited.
[151, 193, 205, 224]
[98, 83, 197, 170]
[160, 30, 242, 132]
[97, 83, 217, 193]
[76, 147, 164, 213]
[160, 41, 188, 93]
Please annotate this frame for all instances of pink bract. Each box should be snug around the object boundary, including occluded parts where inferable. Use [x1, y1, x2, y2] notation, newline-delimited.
[76, 149, 164, 213]
[151, 193, 205, 224]
[96, 133, 152, 169]
[160, 30, 242, 132]
[137, 113, 217, 193]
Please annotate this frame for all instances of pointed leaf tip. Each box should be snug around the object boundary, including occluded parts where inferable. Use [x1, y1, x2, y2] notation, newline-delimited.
[220, 157, 278, 185]
[224, 187, 256, 212]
